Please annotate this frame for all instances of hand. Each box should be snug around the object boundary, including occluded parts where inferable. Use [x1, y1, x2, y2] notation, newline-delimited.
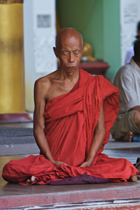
[80, 160, 93, 167]
[52, 160, 68, 167]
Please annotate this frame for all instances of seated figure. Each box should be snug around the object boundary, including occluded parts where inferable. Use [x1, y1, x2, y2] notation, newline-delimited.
[2, 28, 138, 185]
[111, 40, 140, 142]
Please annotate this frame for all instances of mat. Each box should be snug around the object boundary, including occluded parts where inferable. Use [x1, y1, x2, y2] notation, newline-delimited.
[0, 126, 35, 145]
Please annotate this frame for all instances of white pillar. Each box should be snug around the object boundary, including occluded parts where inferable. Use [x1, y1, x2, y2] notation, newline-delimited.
[24, 0, 56, 112]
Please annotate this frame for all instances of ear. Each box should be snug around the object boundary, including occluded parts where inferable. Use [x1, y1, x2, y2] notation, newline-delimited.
[53, 47, 58, 58]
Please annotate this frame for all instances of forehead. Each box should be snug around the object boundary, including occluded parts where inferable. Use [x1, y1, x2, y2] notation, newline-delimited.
[59, 34, 82, 50]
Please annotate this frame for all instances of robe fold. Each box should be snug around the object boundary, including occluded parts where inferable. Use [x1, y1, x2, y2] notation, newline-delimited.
[2, 69, 138, 185]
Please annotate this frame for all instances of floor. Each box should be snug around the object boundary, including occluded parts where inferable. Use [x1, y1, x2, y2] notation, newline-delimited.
[1, 120, 140, 210]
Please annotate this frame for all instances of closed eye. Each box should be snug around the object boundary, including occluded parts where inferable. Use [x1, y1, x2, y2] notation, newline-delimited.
[62, 51, 69, 56]
[73, 50, 81, 56]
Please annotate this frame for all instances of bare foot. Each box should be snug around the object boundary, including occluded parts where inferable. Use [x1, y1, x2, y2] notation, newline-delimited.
[26, 176, 38, 184]
[124, 131, 133, 142]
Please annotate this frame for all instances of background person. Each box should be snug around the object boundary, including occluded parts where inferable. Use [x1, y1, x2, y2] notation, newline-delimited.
[111, 39, 140, 142]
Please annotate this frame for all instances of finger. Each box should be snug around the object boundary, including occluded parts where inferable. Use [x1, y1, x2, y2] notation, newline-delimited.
[61, 162, 68, 166]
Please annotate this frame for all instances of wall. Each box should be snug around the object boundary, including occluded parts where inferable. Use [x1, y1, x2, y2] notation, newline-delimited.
[24, 0, 56, 112]
[120, 0, 140, 65]
[56, 0, 121, 82]
[103, 0, 121, 82]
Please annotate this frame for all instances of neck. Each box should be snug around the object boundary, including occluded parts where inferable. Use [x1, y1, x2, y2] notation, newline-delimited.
[57, 67, 79, 81]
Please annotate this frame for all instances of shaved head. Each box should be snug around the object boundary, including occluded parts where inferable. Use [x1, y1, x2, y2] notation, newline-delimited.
[55, 28, 83, 49]
[53, 28, 83, 73]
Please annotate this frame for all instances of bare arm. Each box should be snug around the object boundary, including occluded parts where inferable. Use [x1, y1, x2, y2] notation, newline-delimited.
[33, 79, 67, 167]
[80, 103, 106, 167]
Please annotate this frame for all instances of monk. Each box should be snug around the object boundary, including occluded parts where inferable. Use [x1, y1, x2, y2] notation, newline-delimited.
[2, 28, 138, 185]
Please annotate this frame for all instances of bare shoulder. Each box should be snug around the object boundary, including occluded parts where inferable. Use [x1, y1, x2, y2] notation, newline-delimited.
[34, 71, 57, 100]
[35, 75, 50, 91]
[35, 72, 55, 89]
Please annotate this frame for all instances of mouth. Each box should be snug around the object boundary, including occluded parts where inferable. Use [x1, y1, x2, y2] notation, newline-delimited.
[66, 66, 76, 68]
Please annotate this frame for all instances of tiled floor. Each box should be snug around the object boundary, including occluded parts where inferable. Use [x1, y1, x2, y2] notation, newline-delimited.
[1, 122, 140, 209]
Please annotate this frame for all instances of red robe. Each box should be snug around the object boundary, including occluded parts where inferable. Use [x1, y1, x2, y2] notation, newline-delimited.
[2, 69, 138, 185]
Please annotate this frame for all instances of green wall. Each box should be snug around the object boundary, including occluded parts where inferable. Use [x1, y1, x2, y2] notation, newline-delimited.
[56, 0, 121, 82]
[103, 0, 121, 82]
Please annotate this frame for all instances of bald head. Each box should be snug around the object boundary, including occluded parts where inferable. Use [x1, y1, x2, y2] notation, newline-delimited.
[55, 28, 83, 49]
[53, 28, 83, 72]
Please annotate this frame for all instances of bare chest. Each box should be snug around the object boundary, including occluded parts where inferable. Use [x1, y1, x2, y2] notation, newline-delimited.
[46, 82, 76, 102]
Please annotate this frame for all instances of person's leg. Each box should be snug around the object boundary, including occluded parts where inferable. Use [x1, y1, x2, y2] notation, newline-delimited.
[133, 111, 140, 130]
[124, 111, 140, 142]
[111, 110, 140, 142]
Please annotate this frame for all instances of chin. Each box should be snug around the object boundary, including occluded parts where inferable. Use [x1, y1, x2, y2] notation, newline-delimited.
[66, 66, 78, 71]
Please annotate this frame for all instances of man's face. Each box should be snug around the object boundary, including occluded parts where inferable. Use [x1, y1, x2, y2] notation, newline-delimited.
[55, 35, 83, 73]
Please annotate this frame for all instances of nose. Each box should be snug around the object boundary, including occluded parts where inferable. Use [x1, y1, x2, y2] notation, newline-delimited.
[68, 52, 75, 62]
